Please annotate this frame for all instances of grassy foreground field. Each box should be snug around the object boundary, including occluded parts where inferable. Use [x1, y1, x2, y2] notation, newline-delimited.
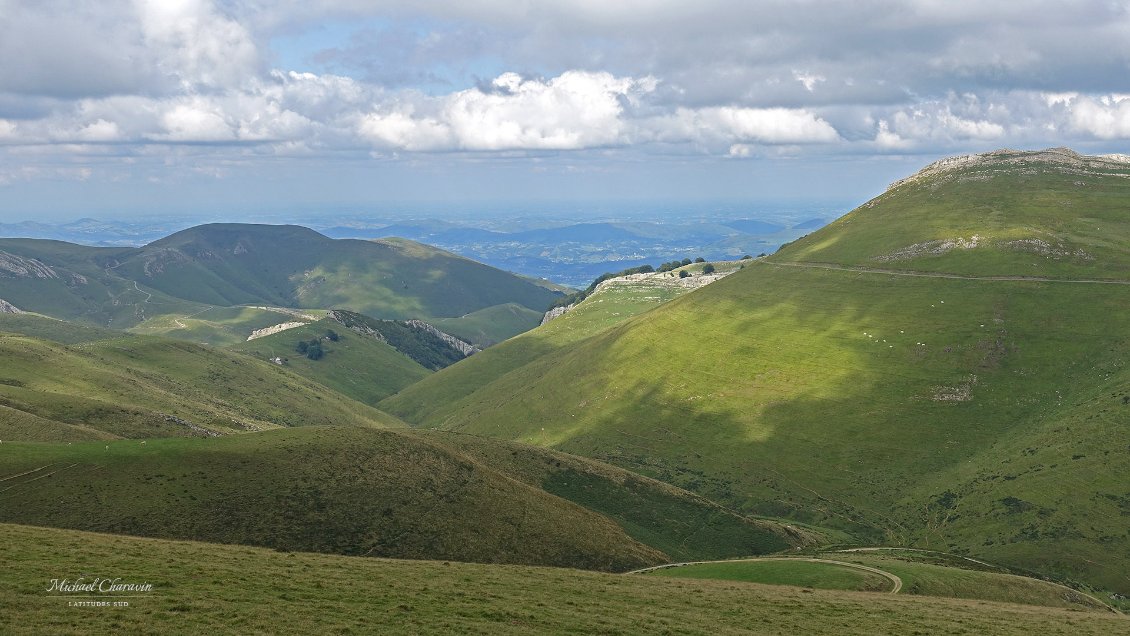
[3, 523, 1126, 635]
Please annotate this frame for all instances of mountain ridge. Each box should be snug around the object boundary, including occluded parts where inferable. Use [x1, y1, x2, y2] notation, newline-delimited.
[770, 146, 1130, 280]
[0, 224, 562, 342]
[885, 147, 1130, 193]
[381, 147, 1130, 594]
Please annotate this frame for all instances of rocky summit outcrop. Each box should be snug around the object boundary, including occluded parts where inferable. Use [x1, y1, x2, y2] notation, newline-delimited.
[593, 271, 731, 293]
[0, 251, 58, 279]
[541, 269, 735, 326]
[328, 309, 477, 370]
[404, 319, 480, 356]
[246, 321, 308, 341]
[0, 298, 22, 314]
[541, 304, 573, 325]
[885, 147, 1130, 193]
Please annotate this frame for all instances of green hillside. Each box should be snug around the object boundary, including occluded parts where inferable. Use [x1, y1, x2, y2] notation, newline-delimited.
[129, 305, 322, 347]
[427, 431, 823, 561]
[428, 302, 545, 347]
[381, 263, 718, 425]
[326, 310, 474, 370]
[4, 523, 1126, 635]
[0, 225, 562, 342]
[645, 550, 1112, 611]
[826, 550, 1112, 610]
[0, 329, 397, 440]
[780, 147, 1130, 279]
[0, 312, 120, 344]
[0, 238, 205, 329]
[120, 225, 561, 320]
[647, 559, 897, 593]
[380, 148, 1130, 595]
[231, 317, 432, 406]
[0, 426, 807, 569]
[0, 428, 663, 570]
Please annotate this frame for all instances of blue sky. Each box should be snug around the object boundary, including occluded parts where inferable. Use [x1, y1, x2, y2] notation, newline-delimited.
[1, 1, 1129, 221]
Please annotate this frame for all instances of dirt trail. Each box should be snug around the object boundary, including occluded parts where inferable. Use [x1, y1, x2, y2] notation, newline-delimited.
[0, 463, 78, 493]
[767, 261, 1130, 285]
[0, 465, 54, 482]
[173, 306, 214, 329]
[133, 281, 153, 301]
[836, 547, 996, 568]
[626, 556, 902, 593]
[835, 547, 1121, 614]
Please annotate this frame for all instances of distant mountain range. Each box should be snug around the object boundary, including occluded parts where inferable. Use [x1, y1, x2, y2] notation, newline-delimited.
[0, 214, 828, 289]
[321, 217, 826, 287]
[0, 223, 561, 331]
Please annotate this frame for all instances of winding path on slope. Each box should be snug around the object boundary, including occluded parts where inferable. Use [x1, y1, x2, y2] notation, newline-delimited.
[834, 548, 1122, 614]
[132, 281, 153, 302]
[626, 556, 902, 594]
[173, 305, 215, 329]
[766, 260, 1130, 285]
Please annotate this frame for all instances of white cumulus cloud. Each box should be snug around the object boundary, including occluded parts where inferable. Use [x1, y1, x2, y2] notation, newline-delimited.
[356, 70, 657, 151]
[1067, 95, 1130, 140]
[359, 111, 452, 151]
[159, 100, 236, 142]
[655, 107, 841, 146]
[134, 0, 261, 91]
[0, 119, 17, 142]
[443, 71, 652, 150]
[4, 0, 1130, 191]
[881, 105, 1006, 147]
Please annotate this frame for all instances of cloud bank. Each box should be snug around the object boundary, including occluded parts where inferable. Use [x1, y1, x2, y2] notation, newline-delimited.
[1, 0, 1128, 200]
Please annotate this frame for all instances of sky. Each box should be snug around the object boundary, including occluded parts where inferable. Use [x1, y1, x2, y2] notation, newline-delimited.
[1, 0, 1129, 221]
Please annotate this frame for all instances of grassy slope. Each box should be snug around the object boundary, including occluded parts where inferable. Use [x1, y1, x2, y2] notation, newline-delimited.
[381, 268, 701, 425]
[0, 313, 120, 344]
[0, 238, 206, 329]
[648, 560, 894, 592]
[380, 150, 1130, 594]
[0, 404, 117, 442]
[129, 306, 318, 347]
[428, 302, 544, 347]
[423, 431, 820, 561]
[782, 148, 1130, 279]
[0, 428, 665, 571]
[0, 225, 562, 343]
[0, 331, 397, 440]
[308, 237, 562, 320]
[0, 421, 811, 568]
[825, 552, 1111, 611]
[648, 551, 1112, 611]
[230, 318, 431, 406]
[116, 226, 560, 321]
[3, 523, 1126, 636]
[519, 273, 577, 293]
